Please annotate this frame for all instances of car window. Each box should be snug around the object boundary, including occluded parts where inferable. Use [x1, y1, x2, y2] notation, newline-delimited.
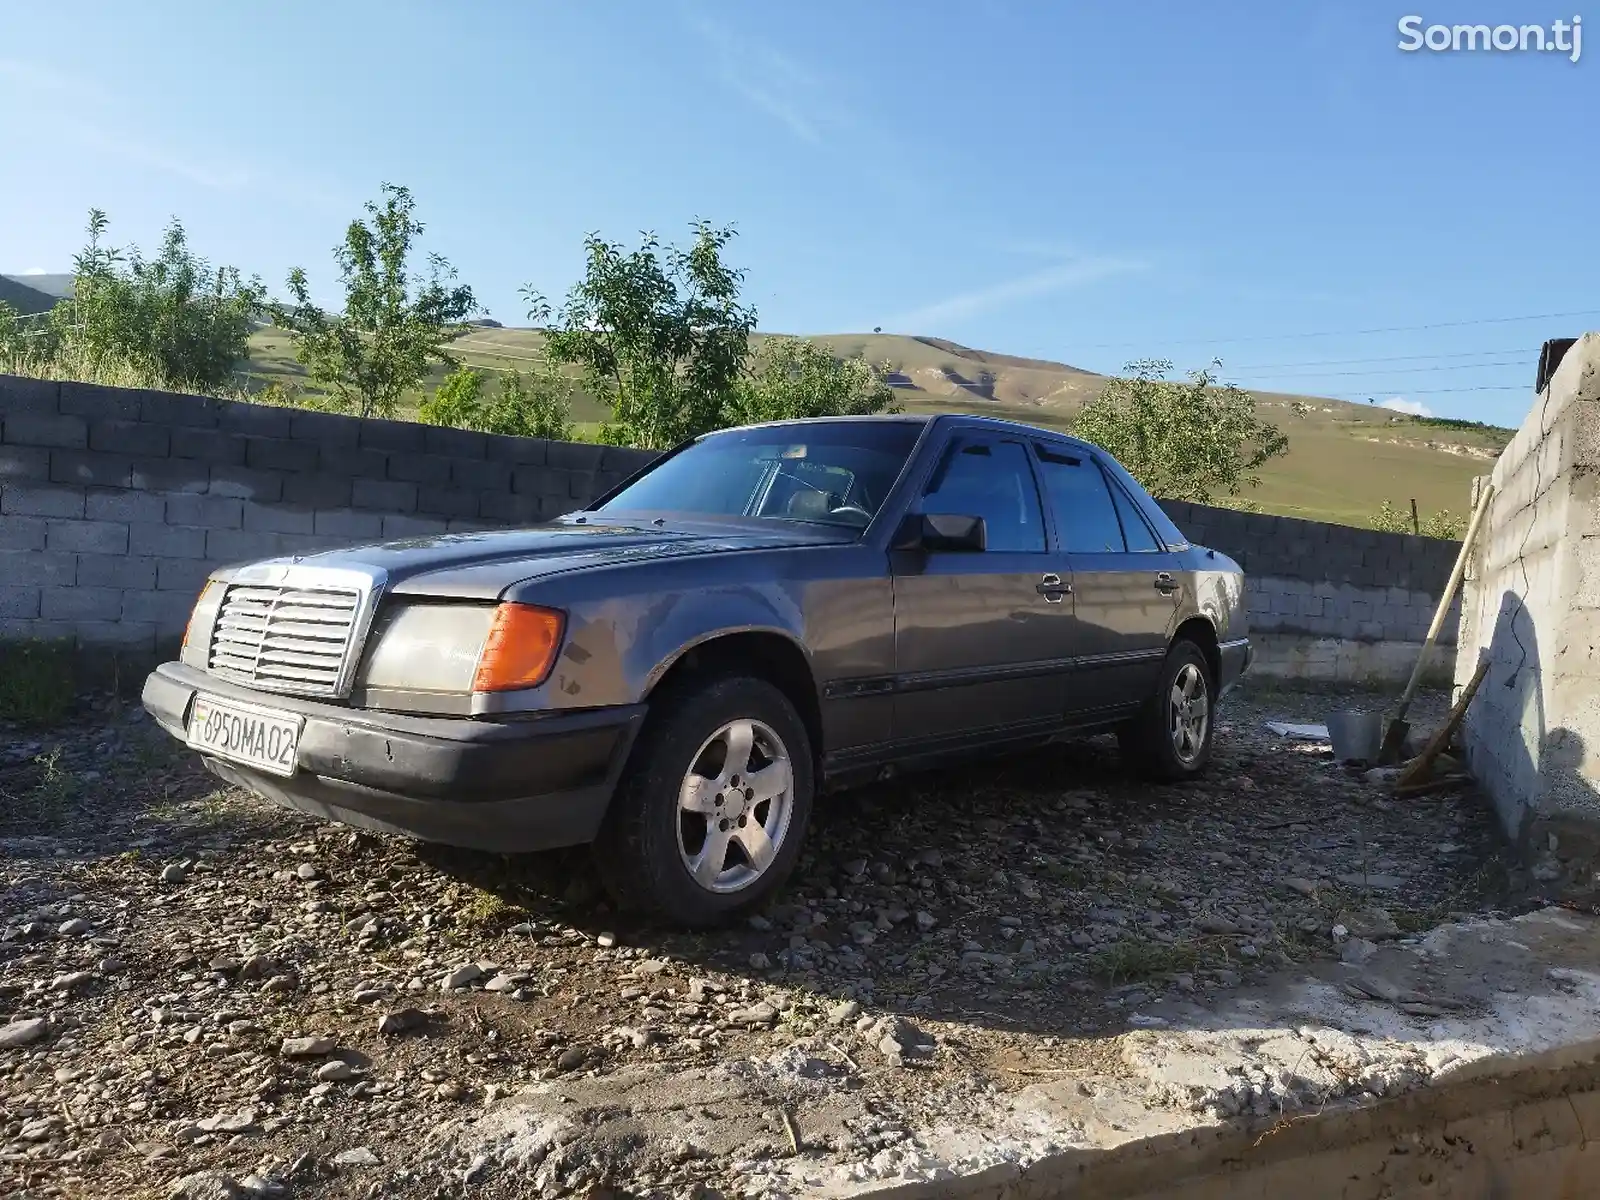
[597, 420, 923, 528]
[921, 439, 1045, 552]
[1107, 473, 1162, 552]
[1098, 452, 1187, 548]
[1033, 447, 1125, 553]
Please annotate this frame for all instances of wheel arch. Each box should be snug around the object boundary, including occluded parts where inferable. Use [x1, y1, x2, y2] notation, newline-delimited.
[1172, 615, 1221, 686]
[645, 630, 824, 763]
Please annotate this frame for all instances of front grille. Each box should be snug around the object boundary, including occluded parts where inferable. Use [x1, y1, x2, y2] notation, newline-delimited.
[207, 585, 362, 697]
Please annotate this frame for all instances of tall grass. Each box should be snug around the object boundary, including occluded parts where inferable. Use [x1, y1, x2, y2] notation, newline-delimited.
[0, 339, 234, 397]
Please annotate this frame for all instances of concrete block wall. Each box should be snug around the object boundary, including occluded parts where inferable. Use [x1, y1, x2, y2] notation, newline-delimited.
[0, 376, 657, 656]
[1455, 332, 1600, 894]
[1157, 500, 1462, 684]
[0, 373, 1467, 685]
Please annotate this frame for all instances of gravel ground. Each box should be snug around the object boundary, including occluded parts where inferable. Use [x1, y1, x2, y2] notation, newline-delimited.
[0, 680, 1523, 1199]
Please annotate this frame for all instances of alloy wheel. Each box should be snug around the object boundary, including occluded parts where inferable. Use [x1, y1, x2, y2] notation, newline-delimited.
[675, 718, 794, 894]
[1169, 662, 1210, 765]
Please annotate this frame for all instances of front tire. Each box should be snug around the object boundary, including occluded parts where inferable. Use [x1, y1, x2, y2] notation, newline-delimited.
[1118, 640, 1215, 781]
[594, 675, 814, 927]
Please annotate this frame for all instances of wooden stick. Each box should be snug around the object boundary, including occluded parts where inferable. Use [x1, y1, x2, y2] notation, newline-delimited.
[779, 1108, 801, 1155]
[1397, 658, 1490, 788]
[1391, 483, 1496, 728]
[1394, 774, 1471, 798]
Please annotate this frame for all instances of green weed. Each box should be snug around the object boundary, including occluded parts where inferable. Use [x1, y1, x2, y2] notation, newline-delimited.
[458, 889, 523, 927]
[1088, 937, 1197, 986]
[0, 641, 76, 725]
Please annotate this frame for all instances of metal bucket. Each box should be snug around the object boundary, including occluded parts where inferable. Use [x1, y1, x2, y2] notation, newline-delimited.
[1326, 710, 1383, 763]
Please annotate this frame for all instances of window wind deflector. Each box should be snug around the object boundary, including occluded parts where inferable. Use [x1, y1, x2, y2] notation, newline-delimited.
[1035, 444, 1081, 466]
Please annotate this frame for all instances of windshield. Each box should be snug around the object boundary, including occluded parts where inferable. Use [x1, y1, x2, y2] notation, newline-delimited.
[595, 421, 924, 529]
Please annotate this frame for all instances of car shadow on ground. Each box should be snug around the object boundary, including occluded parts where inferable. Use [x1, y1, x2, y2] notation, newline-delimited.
[416, 685, 1522, 1044]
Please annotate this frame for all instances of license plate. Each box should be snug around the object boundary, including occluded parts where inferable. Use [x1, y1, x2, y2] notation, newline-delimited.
[187, 694, 302, 778]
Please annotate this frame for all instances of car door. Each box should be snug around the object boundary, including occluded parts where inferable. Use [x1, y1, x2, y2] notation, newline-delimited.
[1031, 443, 1181, 717]
[889, 433, 1076, 748]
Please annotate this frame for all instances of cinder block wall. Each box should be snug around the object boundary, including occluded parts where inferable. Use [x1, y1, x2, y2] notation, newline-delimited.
[0, 373, 1465, 683]
[1455, 332, 1600, 891]
[1158, 500, 1462, 684]
[0, 376, 656, 655]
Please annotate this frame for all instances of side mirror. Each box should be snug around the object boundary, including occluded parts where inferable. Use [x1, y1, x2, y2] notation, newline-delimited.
[894, 512, 987, 552]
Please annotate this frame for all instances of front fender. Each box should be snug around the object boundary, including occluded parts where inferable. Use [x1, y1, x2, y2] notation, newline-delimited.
[476, 581, 810, 715]
[634, 586, 809, 696]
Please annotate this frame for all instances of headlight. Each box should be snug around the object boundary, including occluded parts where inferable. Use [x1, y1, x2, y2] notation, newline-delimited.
[360, 604, 497, 694]
[180, 580, 227, 669]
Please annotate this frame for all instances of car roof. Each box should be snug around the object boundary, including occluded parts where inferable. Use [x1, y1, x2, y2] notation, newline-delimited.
[928, 411, 1099, 450]
[727, 412, 1088, 445]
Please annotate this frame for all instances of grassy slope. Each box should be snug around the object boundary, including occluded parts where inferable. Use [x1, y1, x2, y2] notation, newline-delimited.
[0, 274, 75, 301]
[238, 326, 1511, 528]
[0, 276, 60, 316]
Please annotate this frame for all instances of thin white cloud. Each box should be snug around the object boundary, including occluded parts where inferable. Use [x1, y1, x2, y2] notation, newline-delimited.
[885, 257, 1145, 332]
[0, 58, 103, 99]
[1, 61, 230, 189]
[59, 118, 254, 191]
[1381, 397, 1435, 417]
[2, 62, 346, 211]
[20, 267, 47, 275]
[684, 12, 845, 146]
[990, 237, 1085, 260]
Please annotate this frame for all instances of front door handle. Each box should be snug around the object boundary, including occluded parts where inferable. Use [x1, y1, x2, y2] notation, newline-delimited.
[1037, 573, 1071, 603]
[1154, 572, 1178, 595]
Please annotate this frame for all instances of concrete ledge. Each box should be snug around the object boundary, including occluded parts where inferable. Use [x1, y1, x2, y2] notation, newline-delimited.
[1245, 633, 1453, 687]
[868, 1064, 1600, 1198]
[855, 907, 1600, 1199]
[443, 908, 1599, 1198]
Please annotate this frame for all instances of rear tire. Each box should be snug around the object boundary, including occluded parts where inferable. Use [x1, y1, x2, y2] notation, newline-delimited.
[1118, 639, 1215, 781]
[594, 675, 814, 927]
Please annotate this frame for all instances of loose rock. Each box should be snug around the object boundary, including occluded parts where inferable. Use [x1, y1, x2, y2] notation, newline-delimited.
[280, 1035, 337, 1057]
[0, 1017, 49, 1048]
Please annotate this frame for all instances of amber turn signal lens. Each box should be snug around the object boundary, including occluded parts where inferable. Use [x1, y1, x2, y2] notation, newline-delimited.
[182, 581, 222, 652]
[472, 604, 566, 692]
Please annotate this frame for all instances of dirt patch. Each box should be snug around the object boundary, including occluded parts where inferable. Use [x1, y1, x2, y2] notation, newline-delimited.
[0, 681, 1530, 1197]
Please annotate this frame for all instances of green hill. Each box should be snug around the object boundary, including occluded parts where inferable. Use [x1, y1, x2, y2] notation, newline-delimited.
[238, 325, 1511, 527]
[0, 275, 61, 316]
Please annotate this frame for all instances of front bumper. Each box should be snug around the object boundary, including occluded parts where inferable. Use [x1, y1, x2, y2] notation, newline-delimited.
[141, 663, 645, 852]
[1218, 636, 1253, 696]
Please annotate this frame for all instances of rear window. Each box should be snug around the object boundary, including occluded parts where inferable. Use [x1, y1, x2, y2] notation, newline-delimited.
[1095, 453, 1189, 549]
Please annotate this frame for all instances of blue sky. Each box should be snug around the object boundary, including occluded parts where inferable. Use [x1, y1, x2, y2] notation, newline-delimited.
[1, 1, 1594, 426]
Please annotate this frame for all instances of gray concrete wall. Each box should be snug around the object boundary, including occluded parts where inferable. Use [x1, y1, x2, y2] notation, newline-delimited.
[0, 376, 656, 655]
[1158, 501, 1462, 685]
[0, 374, 1465, 683]
[1455, 332, 1600, 894]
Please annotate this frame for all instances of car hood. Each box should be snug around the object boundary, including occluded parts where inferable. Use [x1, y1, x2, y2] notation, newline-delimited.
[245, 516, 854, 599]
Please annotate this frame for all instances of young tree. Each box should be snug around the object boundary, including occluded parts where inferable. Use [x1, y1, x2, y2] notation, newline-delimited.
[478, 367, 574, 441]
[272, 184, 478, 419]
[525, 221, 755, 449]
[44, 210, 262, 389]
[418, 364, 576, 442]
[418, 366, 487, 428]
[0, 301, 27, 365]
[1370, 499, 1465, 539]
[1072, 359, 1291, 503]
[730, 336, 900, 424]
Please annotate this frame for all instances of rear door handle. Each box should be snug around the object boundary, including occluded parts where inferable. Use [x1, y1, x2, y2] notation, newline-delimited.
[1037, 573, 1071, 602]
[1154, 572, 1178, 595]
